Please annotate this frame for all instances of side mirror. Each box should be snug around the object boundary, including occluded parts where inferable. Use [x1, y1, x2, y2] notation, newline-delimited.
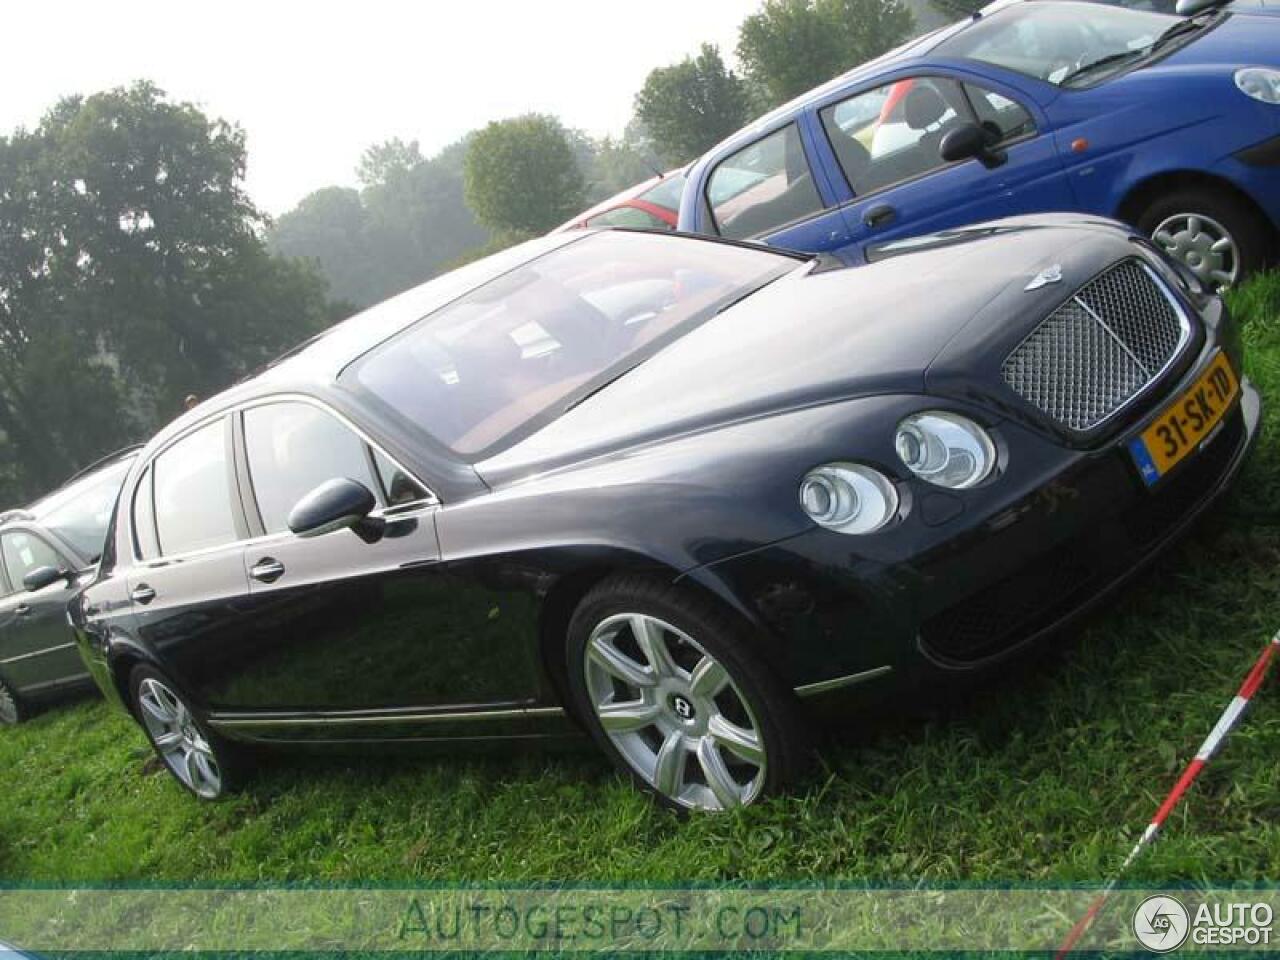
[24, 565, 69, 592]
[940, 122, 1008, 170]
[287, 478, 385, 545]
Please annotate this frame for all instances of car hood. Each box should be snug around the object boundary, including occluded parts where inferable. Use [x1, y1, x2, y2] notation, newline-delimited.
[476, 216, 1141, 487]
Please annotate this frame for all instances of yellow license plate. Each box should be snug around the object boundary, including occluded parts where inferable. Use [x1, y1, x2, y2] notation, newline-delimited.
[1128, 352, 1239, 486]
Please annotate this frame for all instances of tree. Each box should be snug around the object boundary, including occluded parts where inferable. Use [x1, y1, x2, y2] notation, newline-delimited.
[634, 44, 752, 166]
[737, 0, 915, 108]
[463, 114, 585, 235]
[271, 136, 491, 308]
[0, 82, 333, 501]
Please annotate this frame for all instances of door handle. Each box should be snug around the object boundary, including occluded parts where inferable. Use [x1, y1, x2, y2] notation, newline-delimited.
[131, 584, 156, 605]
[14, 603, 30, 617]
[863, 204, 897, 229]
[250, 558, 286, 584]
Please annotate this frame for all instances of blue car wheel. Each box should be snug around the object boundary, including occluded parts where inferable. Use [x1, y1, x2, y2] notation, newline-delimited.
[1138, 187, 1272, 289]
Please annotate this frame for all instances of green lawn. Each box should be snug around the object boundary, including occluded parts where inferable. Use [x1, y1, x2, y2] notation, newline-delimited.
[2, 278, 1280, 887]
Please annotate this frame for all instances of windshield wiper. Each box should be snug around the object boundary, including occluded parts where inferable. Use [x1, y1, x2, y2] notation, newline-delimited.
[1060, 50, 1144, 86]
[1061, 13, 1215, 88]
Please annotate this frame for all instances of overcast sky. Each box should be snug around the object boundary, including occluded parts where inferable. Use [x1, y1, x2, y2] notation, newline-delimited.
[2, 1, 752, 215]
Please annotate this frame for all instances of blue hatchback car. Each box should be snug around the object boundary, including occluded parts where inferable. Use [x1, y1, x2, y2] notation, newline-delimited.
[679, 0, 1280, 287]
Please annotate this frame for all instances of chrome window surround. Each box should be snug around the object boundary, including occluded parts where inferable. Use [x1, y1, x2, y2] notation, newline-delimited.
[128, 394, 439, 567]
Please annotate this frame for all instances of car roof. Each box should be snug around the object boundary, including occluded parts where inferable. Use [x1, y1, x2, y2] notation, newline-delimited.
[696, 0, 1062, 161]
[553, 169, 687, 231]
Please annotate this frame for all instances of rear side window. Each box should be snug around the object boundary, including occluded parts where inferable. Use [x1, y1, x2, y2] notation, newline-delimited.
[132, 467, 160, 561]
[2, 531, 66, 588]
[707, 125, 823, 240]
[153, 420, 237, 557]
[243, 402, 381, 534]
[586, 206, 671, 230]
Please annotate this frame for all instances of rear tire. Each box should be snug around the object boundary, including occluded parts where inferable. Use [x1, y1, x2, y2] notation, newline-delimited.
[128, 665, 243, 800]
[566, 575, 807, 813]
[0, 676, 25, 726]
[1137, 188, 1272, 289]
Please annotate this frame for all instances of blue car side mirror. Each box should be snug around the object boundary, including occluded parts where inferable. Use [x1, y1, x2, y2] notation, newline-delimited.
[941, 122, 1008, 171]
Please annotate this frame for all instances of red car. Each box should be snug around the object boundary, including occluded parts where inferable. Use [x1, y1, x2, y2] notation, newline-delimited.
[555, 171, 685, 232]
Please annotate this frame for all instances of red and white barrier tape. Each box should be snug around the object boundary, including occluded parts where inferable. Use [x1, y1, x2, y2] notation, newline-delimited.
[1056, 629, 1280, 958]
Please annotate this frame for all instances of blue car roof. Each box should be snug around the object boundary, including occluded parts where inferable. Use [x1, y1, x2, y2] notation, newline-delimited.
[708, 16, 978, 154]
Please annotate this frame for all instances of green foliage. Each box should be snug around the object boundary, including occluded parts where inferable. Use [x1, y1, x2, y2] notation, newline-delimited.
[930, 0, 985, 17]
[463, 114, 585, 236]
[0, 81, 333, 502]
[634, 44, 753, 167]
[271, 136, 490, 309]
[737, 0, 916, 108]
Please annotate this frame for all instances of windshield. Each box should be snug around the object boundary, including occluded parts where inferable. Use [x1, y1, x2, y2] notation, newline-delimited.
[349, 231, 793, 456]
[937, 3, 1184, 86]
[32, 457, 133, 560]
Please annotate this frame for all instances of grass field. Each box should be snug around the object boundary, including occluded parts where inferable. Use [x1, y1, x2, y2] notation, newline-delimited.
[1, 277, 1279, 888]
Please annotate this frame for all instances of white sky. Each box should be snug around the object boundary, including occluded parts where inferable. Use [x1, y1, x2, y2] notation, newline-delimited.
[2, 1, 752, 215]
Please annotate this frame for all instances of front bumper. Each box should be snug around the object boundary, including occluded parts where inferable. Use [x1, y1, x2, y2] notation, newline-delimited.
[699, 350, 1261, 697]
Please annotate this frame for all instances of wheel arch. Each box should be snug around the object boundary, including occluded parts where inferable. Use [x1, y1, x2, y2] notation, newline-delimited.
[1115, 169, 1273, 232]
[535, 556, 782, 725]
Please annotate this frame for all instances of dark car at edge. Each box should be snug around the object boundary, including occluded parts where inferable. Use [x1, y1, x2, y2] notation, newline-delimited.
[70, 221, 1258, 811]
[0, 448, 138, 724]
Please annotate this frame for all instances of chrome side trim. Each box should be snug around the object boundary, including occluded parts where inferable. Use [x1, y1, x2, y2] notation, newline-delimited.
[794, 665, 893, 698]
[0, 642, 78, 666]
[209, 704, 567, 730]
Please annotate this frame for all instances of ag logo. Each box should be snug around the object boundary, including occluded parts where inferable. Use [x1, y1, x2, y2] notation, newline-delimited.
[1133, 895, 1191, 953]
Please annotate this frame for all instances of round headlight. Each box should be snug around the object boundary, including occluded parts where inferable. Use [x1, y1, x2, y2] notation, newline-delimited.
[798, 463, 898, 535]
[895, 412, 996, 489]
[1235, 67, 1280, 104]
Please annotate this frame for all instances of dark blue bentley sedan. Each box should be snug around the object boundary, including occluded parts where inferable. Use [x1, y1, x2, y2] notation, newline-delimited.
[679, 0, 1280, 288]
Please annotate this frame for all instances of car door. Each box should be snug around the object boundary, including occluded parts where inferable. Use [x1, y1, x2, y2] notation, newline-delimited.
[221, 396, 541, 715]
[703, 121, 856, 254]
[0, 528, 86, 692]
[814, 73, 1074, 255]
[124, 416, 254, 707]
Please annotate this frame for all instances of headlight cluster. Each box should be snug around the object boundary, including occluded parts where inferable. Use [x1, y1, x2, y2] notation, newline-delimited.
[1236, 67, 1280, 104]
[894, 412, 996, 489]
[799, 463, 899, 535]
[799, 412, 997, 535]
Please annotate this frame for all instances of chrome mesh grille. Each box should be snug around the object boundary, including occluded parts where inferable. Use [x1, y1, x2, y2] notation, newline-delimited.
[1002, 261, 1188, 432]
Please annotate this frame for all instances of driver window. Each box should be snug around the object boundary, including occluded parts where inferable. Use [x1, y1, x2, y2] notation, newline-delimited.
[820, 76, 968, 197]
[963, 83, 1035, 143]
[2, 531, 66, 589]
[243, 402, 382, 534]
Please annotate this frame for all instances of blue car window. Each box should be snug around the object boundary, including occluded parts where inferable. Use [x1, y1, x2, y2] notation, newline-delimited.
[820, 77, 968, 197]
[936, 4, 1176, 86]
[706, 125, 824, 240]
[963, 83, 1036, 143]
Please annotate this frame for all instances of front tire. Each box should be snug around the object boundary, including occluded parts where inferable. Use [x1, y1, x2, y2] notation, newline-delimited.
[566, 576, 806, 812]
[1138, 188, 1272, 289]
[128, 665, 240, 800]
[0, 676, 25, 726]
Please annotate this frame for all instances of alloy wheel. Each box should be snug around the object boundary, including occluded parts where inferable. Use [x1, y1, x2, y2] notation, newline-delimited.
[0, 681, 18, 725]
[583, 613, 767, 811]
[1152, 213, 1239, 288]
[136, 677, 222, 799]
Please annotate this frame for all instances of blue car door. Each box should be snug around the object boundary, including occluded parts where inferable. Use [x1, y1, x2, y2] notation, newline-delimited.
[809, 71, 1075, 257]
[700, 120, 856, 255]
